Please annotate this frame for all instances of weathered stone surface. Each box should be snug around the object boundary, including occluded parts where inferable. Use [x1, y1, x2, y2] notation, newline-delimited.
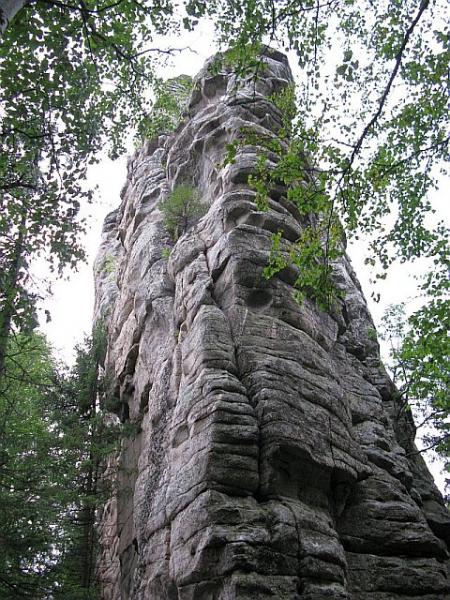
[95, 48, 450, 599]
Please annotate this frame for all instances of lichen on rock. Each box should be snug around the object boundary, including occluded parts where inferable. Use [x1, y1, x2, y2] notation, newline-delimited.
[94, 48, 450, 600]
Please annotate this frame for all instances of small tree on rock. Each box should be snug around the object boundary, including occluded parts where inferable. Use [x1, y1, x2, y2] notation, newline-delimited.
[160, 184, 206, 242]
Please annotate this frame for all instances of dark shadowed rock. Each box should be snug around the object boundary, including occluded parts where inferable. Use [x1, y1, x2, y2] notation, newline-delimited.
[94, 50, 450, 599]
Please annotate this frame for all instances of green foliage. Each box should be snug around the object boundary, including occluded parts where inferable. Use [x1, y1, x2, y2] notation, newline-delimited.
[380, 302, 450, 468]
[138, 75, 193, 140]
[1, 3, 447, 308]
[270, 83, 297, 137]
[103, 254, 117, 276]
[0, 324, 117, 598]
[222, 12, 448, 312]
[1, 2, 447, 337]
[0, 334, 62, 599]
[214, 0, 448, 315]
[230, 83, 344, 308]
[210, 43, 265, 78]
[160, 184, 206, 241]
[50, 323, 115, 599]
[367, 327, 378, 342]
[262, 222, 341, 310]
[0, 1, 167, 351]
[263, 231, 288, 279]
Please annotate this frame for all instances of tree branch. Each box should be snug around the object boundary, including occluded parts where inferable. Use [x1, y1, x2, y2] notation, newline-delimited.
[407, 432, 450, 456]
[345, 0, 430, 173]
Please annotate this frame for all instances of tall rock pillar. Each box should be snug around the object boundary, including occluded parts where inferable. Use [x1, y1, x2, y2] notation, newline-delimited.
[94, 49, 450, 599]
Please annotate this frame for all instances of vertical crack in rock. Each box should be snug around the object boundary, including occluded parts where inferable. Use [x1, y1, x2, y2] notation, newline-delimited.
[94, 48, 450, 600]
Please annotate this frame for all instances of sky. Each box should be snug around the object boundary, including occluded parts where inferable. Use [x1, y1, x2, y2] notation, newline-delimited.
[34, 24, 448, 492]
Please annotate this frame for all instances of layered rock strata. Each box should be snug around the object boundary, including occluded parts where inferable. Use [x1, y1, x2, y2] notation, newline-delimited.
[94, 49, 450, 599]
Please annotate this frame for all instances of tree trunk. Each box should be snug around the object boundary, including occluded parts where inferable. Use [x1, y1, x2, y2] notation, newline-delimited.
[0, 215, 25, 379]
[79, 354, 100, 591]
[79, 461, 96, 590]
[0, 0, 26, 36]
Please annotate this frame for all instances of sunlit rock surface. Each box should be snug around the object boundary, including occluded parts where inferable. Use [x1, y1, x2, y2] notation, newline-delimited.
[94, 49, 450, 600]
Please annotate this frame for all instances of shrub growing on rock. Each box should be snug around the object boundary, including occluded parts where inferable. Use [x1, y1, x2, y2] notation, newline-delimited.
[160, 184, 206, 241]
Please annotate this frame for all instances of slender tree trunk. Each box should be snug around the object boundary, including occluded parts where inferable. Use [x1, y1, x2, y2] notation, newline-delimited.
[0, 0, 26, 36]
[79, 355, 100, 591]
[0, 214, 25, 379]
[80, 460, 96, 589]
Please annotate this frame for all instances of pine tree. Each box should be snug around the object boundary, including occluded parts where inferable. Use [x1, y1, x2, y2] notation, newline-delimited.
[0, 325, 116, 599]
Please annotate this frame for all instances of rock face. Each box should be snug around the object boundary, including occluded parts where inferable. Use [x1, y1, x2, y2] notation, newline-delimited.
[94, 49, 450, 599]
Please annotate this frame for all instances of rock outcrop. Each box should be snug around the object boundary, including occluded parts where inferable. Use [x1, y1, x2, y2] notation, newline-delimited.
[94, 49, 450, 599]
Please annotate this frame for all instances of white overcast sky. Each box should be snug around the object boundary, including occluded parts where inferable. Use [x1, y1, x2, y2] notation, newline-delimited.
[34, 23, 449, 491]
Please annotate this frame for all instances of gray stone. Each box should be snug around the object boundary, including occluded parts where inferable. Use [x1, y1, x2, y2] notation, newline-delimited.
[94, 48, 450, 599]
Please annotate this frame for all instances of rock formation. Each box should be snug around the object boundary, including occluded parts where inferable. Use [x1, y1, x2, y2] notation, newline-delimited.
[94, 48, 450, 599]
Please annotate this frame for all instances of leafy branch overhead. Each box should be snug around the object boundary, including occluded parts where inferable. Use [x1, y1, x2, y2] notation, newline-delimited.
[138, 74, 193, 140]
[380, 303, 450, 461]
[223, 0, 448, 317]
[1, 1, 448, 316]
[0, 1, 192, 362]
